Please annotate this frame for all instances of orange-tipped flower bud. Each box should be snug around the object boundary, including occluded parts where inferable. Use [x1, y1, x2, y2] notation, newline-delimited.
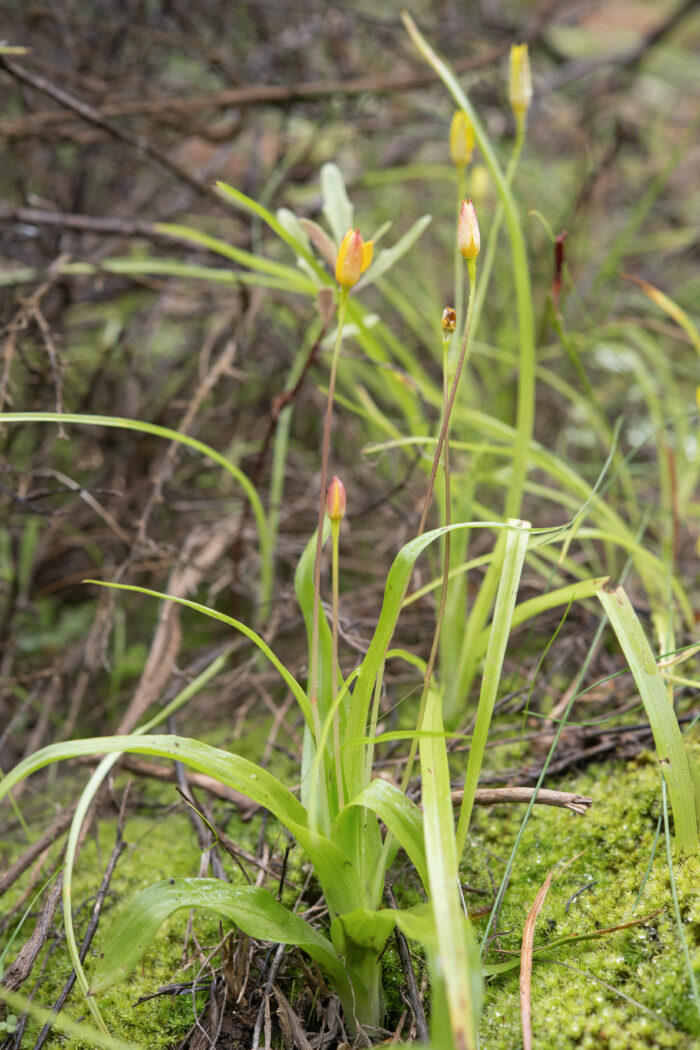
[326, 475, 346, 523]
[457, 199, 480, 260]
[449, 111, 475, 168]
[509, 43, 532, 121]
[335, 228, 373, 289]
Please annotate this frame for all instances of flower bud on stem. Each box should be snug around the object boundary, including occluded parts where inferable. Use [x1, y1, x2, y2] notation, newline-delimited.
[326, 475, 346, 808]
[309, 289, 349, 831]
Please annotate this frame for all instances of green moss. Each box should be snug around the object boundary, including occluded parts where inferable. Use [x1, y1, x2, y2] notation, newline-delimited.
[2, 802, 263, 1049]
[468, 756, 700, 1049]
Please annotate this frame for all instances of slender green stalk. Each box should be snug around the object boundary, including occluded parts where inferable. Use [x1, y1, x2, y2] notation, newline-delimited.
[418, 261, 477, 539]
[470, 123, 524, 338]
[330, 515, 344, 808]
[401, 260, 477, 795]
[402, 13, 535, 522]
[403, 15, 536, 716]
[452, 164, 466, 366]
[309, 290, 348, 828]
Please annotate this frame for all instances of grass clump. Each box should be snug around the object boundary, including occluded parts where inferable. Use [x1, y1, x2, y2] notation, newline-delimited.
[1, 7, 698, 1050]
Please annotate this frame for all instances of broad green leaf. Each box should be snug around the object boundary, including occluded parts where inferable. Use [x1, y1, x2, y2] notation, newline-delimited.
[330, 906, 397, 958]
[596, 584, 697, 853]
[294, 523, 337, 820]
[356, 214, 432, 290]
[90, 879, 348, 997]
[344, 779, 429, 890]
[393, 902, 436, 950]
[0, 734, 366, 916]
[320, 162, 353, 244]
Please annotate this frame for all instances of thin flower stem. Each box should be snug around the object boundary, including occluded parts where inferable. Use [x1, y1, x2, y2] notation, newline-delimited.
[470, 123, 523, 342]
[402, 261, 477, 792]
[451, 165, 466, 366]
[372, 267, 478, 898]
[330, 517, 344, 809]
[417, 260, 477, 539]
[309, 289, 348, 824]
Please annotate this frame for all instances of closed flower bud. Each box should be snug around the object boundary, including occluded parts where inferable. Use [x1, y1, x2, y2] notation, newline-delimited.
[457, 199, 480, 260]
[449, 111, 475, 168]
[335, 228, 373, 289]
[441, 307, 457, 334]
[326, 475, 346, 523]
[509, 43, 532, 121]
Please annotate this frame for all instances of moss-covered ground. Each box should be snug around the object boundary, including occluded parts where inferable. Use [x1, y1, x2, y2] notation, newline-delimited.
[470, 755, 700, 1050]
[2, 751, 697, 1049]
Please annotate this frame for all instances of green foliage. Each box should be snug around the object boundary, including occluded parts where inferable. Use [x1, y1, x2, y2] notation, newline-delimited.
[1, 14, 698, 1050]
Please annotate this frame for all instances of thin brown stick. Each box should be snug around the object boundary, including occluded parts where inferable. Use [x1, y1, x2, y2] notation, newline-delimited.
[0, 205, 221, 243]
[113, 755, 259, 818]
[0, 44, 520, 135]
[1, 876, 64, 992]
[0, 55, 213, 200]
[520, 867, 555, 1050]
[385, 881, 429, 1043]
[451, 786, 593, 815]
[0, 807, 74, 897]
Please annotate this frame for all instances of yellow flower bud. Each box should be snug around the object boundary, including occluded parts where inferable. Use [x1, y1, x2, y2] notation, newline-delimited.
[449, 111, 475, 168]
[509, 43, 532, 122]
[326, 475, 346, 523]
[335, 228, 373, 289]
[457, 199, 480, 261]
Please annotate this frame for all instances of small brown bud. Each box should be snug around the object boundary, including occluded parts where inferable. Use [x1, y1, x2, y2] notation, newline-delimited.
[440, 308, 457, 333]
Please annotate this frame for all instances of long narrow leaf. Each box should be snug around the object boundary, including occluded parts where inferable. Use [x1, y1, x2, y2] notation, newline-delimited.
[90, 581, 312, 729]
[0, 735, 366, 916]
[596, 584, 697, 853]
[345, 519, 532, 800]
[0, 412, 271, 606]
[343, 778, 429, 890]
[456, 519, 530, 853]
[421, 688, 481, 1050]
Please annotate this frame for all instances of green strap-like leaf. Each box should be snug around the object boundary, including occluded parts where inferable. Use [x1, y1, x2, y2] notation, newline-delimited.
[343, 779, 429, 891]
[421, 689, 482, 1049]
[596, 584, 697, 854]
[90, 879, 348, 997]
[0, 411, 271, 606]
[0, 734, 366, 917]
